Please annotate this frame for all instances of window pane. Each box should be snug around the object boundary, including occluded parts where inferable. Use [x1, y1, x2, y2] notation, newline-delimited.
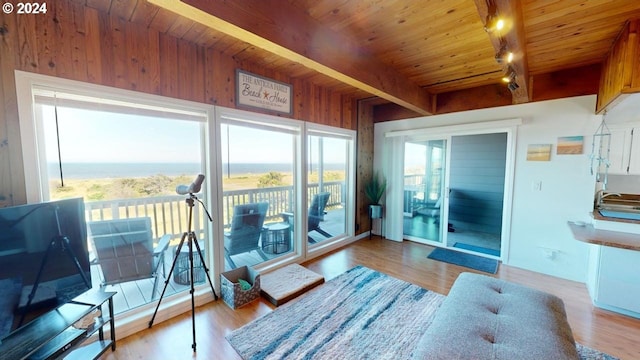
[403, 140, 446, 243]
[307, 135, 348, 245]
[38, 103, 207, 315]
[221, 123, 297, 270]
[41, 105, 203, 200]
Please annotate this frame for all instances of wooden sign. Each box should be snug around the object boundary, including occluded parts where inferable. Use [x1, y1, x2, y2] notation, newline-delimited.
[236, 70, 292, 114]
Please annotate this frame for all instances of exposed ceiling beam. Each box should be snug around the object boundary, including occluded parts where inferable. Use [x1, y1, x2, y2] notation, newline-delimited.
[149, 0, 434, 115]
[474, 0, 530, 104]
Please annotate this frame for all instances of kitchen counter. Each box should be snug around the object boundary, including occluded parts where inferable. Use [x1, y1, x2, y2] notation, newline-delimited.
[568, 197, 640, 318]
[570, 215, 640, 319]
[568, 221, 640, 250]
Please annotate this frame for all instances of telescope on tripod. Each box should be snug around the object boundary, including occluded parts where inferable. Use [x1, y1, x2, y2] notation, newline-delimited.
[149, 174, 218, 352]
[175, 174, 205, 195]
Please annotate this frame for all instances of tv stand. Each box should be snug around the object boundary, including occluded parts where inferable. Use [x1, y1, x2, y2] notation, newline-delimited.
[0, 289, 116, 360]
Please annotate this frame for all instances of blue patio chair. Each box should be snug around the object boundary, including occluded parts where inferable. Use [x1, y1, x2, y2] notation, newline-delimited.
[224, 202, 269, 269]
[282, 192, 332, 243]
[88, 217, 171, 299]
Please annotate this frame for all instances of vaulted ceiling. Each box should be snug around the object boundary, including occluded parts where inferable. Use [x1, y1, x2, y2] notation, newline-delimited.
[87, 0, 640, 117]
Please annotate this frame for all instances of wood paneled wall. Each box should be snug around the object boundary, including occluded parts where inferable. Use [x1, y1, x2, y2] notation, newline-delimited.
[0, 0, 368, 231]
[356, 100, 375, 234]
[0, 3, 359, 122]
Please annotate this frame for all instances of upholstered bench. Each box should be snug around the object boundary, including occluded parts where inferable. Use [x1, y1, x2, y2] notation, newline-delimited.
[413, 272, 579, 360]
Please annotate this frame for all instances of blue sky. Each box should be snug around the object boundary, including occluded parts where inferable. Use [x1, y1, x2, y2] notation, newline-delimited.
[43, 106, 348, 165]
[220, 124, 294, 164]
[405, 142, 427, 169]
[43, 106, 202, 163]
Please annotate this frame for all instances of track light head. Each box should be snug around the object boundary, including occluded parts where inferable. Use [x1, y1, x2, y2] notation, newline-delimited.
[501, 66, 517, 83]
[501, 65, 519, 91]
[484, 13, 505, 33]
[495, 45, 514, 64]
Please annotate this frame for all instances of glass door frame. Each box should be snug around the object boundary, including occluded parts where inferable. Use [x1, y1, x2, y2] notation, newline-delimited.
[382, 119, 520, 261]
[215, 107, 304, 272]
[306, 123, 357, 254]
[213, 109, 357, 271]
[402, 137, 450, 247]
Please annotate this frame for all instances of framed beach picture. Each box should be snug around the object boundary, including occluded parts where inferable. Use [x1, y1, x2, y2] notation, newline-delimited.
[526, 144, 552, 161]
[557, 136, 583, 155]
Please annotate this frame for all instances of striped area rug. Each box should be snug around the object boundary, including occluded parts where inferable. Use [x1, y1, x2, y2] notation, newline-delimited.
[227, 266, 618, 360]
[227, 266, 443, 359]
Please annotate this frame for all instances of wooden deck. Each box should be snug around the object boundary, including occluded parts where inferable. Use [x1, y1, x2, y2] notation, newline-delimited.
[224, 207, 346, 270]
[90, 251, 192, 315]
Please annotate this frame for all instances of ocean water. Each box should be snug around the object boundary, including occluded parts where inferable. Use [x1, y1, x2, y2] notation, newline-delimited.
[48, 163, 202, 179]
[48, 162, 342, 179]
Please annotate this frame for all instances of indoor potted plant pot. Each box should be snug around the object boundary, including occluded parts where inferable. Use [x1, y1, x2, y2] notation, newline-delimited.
[365, 172, 387, 219]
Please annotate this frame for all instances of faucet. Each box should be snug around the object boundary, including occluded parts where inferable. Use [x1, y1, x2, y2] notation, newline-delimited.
[595, 190, 621, 207]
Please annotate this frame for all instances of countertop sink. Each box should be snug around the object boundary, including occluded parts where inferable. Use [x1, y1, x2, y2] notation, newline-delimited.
[598, 209, 640, 221]
[593, 192, 640, 229]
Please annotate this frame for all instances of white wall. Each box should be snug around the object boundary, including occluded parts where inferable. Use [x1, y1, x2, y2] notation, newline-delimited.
[374, 95, 600, 282]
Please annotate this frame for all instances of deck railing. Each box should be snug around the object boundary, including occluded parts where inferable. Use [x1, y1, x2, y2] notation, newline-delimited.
[404, 174, 425, 187]
[84, 181, 345, 240]
[85, 194, 205, 241]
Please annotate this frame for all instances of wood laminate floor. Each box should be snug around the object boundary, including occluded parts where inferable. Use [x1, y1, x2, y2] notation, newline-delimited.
[101, 237, 640, 360]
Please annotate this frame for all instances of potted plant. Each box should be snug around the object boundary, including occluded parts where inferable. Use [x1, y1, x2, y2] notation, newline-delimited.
[365, 172, 387, 219]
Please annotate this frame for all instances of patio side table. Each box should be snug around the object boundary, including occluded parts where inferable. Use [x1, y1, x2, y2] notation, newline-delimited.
[173, 242, 206, 285]
[262, 223, 291, 254]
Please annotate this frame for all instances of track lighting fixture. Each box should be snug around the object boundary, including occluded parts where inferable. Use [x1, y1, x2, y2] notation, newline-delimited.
[495, 44, 513, 64]
[483, 1, 518, 92]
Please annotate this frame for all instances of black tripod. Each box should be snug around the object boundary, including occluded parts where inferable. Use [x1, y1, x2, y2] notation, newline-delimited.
[149, 193, 218, 352]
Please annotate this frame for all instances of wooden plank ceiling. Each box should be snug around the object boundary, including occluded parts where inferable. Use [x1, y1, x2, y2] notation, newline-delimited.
[84, 0, 640, 115]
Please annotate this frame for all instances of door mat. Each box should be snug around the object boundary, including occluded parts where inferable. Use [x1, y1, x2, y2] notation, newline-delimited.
[453, 242, 500, 257]
[260, 264, 324, 306]
[428, 247, 499, 274]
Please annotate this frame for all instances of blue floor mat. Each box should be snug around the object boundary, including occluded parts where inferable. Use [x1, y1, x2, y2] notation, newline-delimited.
[453, 242, 500, 257]
[427, 247, 499, 274]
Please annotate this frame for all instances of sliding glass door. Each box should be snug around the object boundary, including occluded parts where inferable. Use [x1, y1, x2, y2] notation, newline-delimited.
[219, 119, 301, 270]
[306, 130, 352, 246]
[403, 139, 446, 244]
[216, 111, 355, 267]
[445, 133, 506, 257]
[399, 132, 509, 258]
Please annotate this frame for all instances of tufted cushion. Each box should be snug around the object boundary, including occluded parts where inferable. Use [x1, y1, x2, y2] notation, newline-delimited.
[413, 272, 579, 360]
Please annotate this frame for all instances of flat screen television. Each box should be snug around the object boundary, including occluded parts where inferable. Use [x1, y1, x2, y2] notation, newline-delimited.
[0, 197, 92, 340]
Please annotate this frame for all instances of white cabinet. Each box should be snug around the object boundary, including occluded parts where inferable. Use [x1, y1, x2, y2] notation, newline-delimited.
[631, 128, 640, 174]
[607, 123, 640, 175]
[589, 245, 640, 317]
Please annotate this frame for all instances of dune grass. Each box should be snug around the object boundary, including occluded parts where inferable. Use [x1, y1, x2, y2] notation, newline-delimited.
[50, 170, 345, 201]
